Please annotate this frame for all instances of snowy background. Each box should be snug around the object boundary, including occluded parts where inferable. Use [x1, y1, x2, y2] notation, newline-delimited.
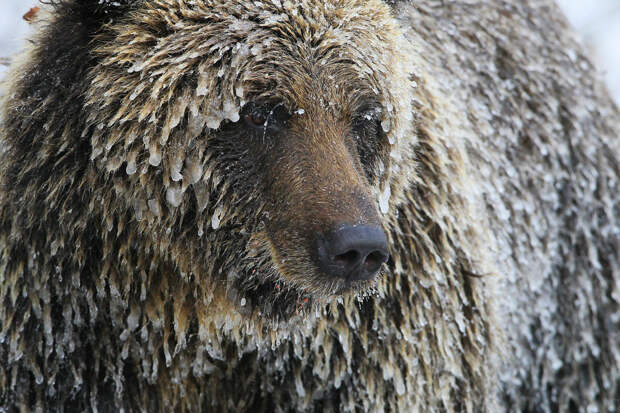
[1, 1, 619, 102]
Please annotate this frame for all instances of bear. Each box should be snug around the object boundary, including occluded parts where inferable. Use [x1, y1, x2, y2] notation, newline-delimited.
[0, 0, 618, 411]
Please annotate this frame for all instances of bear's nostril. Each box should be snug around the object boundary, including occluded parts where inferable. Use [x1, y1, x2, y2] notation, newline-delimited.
[316, 225, 389, 282]
[363, 250, 386, 274]
[333, 250, 360, 267]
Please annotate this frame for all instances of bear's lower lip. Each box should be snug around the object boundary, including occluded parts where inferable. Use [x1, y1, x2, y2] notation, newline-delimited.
[328, 276, 376, 296]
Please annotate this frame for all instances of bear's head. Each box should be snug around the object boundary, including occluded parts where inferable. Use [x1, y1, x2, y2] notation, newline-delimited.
[84, 0, 415, 318]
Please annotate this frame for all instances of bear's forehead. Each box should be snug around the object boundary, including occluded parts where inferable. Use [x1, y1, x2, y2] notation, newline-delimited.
[87, 0, 413, 150]
[191, 0, 389, 31]
[114, 0, 397, 67]
[94, 0, 400, 107]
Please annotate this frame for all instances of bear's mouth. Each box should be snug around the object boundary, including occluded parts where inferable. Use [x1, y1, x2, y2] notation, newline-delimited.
[231, 270, 377, 322]
[225, 230, 382, 321]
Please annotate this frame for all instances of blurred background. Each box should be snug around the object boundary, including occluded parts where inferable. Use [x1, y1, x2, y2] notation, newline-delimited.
[559, 0, 620, 102]
[0, 1, 619, 102]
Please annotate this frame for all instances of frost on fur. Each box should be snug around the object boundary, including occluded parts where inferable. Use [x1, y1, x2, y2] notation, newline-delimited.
[0, 0, 618, 412]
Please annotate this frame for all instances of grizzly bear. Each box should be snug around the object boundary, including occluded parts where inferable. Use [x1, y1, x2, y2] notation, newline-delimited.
[0, 0, 618, 411]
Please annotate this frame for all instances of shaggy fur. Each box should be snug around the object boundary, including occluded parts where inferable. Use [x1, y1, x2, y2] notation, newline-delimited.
[0, 0, 618, 411]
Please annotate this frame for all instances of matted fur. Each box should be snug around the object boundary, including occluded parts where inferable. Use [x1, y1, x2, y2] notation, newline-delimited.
[0, 0, 618, 412]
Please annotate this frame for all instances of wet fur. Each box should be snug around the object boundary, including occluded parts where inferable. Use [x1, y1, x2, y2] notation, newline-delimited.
[1, 0, 619, 411]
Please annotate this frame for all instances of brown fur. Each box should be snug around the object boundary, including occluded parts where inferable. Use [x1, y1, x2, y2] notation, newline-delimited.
[0, 0, 618, 411]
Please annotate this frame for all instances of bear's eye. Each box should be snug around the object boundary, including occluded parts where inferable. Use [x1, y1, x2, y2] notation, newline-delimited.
[246, 112, 267, 127]
[352, 106, 383, 137]
[351, 104, 387, 181]
[242, 103, 291, 131]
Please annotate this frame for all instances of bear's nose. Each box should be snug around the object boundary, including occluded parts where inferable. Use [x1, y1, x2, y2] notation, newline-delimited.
[315, 225, 389, 281]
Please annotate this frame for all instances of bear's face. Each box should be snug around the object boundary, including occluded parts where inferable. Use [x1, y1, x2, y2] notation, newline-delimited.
[225, 69, 390, 297]
[85, 0, 414, 314]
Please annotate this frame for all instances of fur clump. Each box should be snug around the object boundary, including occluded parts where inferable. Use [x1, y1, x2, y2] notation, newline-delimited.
[0, 0, 618, 412]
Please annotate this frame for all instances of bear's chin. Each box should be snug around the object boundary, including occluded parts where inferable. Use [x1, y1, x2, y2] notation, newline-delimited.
[230, 264, 379, 321]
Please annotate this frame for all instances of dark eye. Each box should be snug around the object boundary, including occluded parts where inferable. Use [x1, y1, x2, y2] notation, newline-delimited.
[353, 107, 382, 135]
[245, 112, 267, 127]
[242, 103, 290, 131]
[350, 104, 388, 181]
